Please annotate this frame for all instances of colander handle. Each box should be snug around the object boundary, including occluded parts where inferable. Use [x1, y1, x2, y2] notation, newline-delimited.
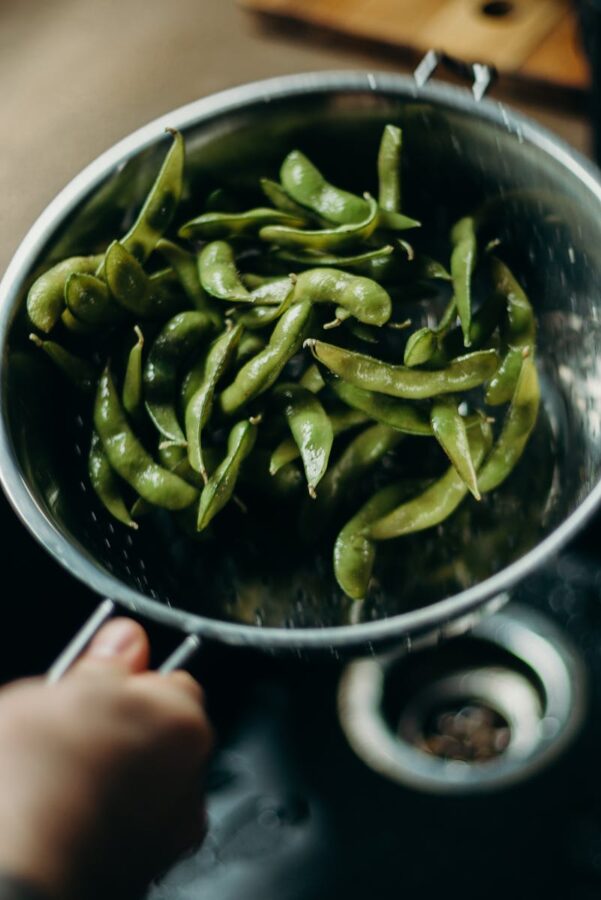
[46, 599, 201, 682]
[413, 49, 497, 102]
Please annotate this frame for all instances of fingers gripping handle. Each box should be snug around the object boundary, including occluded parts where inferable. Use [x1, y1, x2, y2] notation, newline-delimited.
[46, 600, 201, 682]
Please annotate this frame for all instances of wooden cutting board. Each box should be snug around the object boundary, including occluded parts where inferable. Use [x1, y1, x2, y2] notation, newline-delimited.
[240, 0, 588, 91]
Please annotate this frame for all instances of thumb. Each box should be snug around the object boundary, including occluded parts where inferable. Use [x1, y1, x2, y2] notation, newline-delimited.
[73, 618, 150, 676]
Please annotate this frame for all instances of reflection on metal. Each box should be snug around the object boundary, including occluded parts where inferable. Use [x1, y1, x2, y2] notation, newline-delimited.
[338, 605, 586, 793]
[413, 49, 497, 101]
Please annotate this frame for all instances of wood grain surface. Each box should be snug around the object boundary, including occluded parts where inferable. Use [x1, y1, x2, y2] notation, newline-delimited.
[241, 0, 588, 89]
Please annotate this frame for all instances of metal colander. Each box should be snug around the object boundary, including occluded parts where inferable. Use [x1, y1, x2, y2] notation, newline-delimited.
[2, 60, 601, 660]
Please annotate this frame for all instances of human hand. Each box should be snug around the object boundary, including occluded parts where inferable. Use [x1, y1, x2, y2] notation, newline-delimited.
[0, 618, 213, 899]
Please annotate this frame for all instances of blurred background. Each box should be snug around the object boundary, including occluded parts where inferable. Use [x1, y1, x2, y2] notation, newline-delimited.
[0, 0, 592, 275]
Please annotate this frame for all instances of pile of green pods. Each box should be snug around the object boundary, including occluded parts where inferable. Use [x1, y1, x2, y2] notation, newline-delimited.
[27, 125, 539, 604]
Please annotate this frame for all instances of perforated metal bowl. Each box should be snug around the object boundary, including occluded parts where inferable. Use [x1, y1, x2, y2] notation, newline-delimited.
[2, 69, 601, 653]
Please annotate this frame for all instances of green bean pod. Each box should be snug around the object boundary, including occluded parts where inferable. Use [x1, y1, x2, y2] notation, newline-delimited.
[478, 356, 540, 494]
[260, 177, 316, 218]
[430, 396, 480, 499]
[60, 308, 97, 336]
[220, 300, 314, 414]
[279, 150, 419, 231]
[120, 129, 184, 263]
[94, 368, 198, 510]
[300, 423, 404, 539]
[270, 407, 368, 474]
[367, 422, 492, 540]
[65, 272, 123, 327]
[299, 363, 326, 393]
[327, 376, 432, 435]
[198, 241, 253, 303]
[179, 207, 305, 241]
[272, 383, 334, 497]
[450, 216, 477, 347]
[156, 239, 222, 326]
[334, 481, 422, 600]
[144, 311, 215, 444]
[122, 326, 145, 421]
[273, 245, 395, 271]
[403, 327, 438, 367]
[307, 339, 499, 400]
[259, 195, 381, 252]
[105, 242, 183, 318]
[280, 149, 369, 225]
[88, 431, 137, 529]
[236, 331, 267, 365]
[27, 255, 103, 333]
[485, 258, 536, 406]
[377, 124, 403, 213]
[292, 268, 392, 327]
[197, 419, 257, 530]
[232, 278, 296, 330]
[29, 334, 96, 392]
[186, 323, 243, 478]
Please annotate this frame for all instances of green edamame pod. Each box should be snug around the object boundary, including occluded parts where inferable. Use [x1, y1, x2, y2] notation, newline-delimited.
[299, 363, 325, 393]
[60, 308, 97, 336]
[260, 177, 323, 221]
[156, 239, 222, 327]
[180, 354, 207, 414]
[270, 407, 367, 474]
[198, 241, 253, 303]
[485, 258, 536, 406]
[236, 332, 266, 365]
[403, 327, 438, 367]
[105, 241, 149, 312]
[300, 423, 404, 539]
[292, 268, 392, 327]
[94, 368, 198, 510]
[430, 396, 480, 500]
[120, 129, 184, 262]
[234, 294, 293, 330]
[307, 339, 498, 400]
[478, 356, 540, 494]
[186, 323, 243, 478]
[259, 195, 381, 252]
[179, 207, 305, 241]
[29, 334, 96, 393]
[272, 383, 334, 497]
[65, 272, 123, 326]
[279, 150, 419, 231]
[27, 255, 103, 333]
[220, 300, 314, 414]
[450, 216, 477, 347]
[327, 376, 432, 435]
[88, 431, 137, 529]
[334, 481, 423, 600]
[122, 326, 145, 421]
[280, 149, 369, 225]
[197, 419, 257, 530]
[105, 243, 183, 318]
[367, 422, 491, 540]
[144, 311, 215, 444]
[273, 245, 395, 271]
[377, 125, 403, 213]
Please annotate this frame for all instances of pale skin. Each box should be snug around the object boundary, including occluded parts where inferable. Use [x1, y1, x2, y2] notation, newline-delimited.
[0, 618, 214, 900]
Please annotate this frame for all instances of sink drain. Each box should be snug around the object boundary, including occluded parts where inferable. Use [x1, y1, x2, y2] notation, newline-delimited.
[338, 605, 586, 794]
